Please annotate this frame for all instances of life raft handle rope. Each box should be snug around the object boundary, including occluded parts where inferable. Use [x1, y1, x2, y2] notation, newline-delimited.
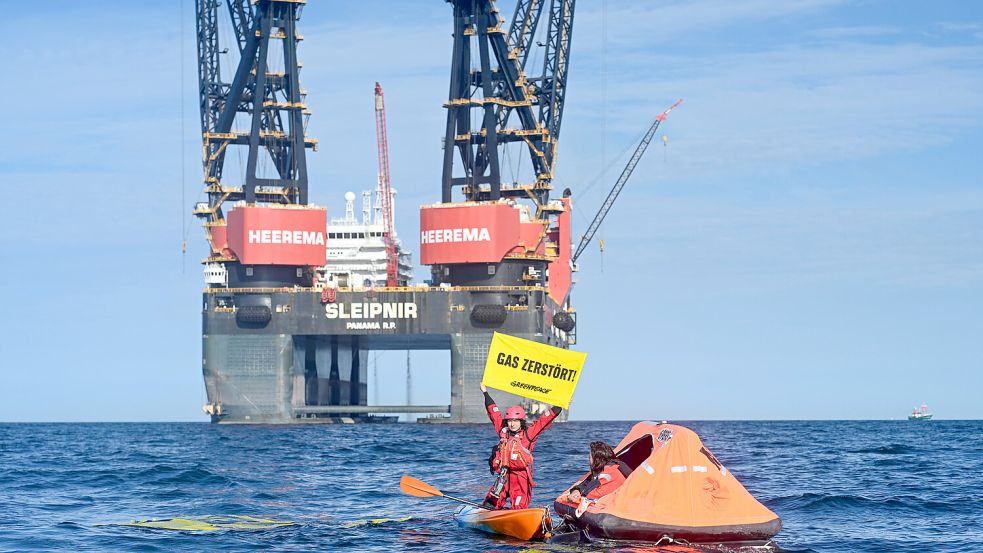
[540, 505, 553, 538]
[652, 534, 692, 546]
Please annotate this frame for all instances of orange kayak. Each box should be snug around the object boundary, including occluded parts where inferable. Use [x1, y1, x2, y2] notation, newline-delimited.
[454, 506, 550, 541]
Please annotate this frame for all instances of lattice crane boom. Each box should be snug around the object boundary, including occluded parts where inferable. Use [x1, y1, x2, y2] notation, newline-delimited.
[441, 0, 576, 206]
[507, 0, 545, 67]
[572, 99, 683, 264]
[194, 0, 315, 249]
[375, 82, 399, 287]
[538, 0, 575, 167]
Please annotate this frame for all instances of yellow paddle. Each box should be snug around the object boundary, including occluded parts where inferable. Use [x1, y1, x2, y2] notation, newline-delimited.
[399, 475, 485, 509]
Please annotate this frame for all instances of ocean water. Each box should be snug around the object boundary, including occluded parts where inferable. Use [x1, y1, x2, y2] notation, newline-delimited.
[0, 420, 979, 552]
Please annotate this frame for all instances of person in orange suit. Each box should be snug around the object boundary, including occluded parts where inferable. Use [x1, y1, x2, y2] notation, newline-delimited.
[480, 383, 561, 510]
[562, 441, 632, 515]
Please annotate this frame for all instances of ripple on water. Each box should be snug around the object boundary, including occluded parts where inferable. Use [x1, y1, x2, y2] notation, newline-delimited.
[0, 421, 980, 553]
[847, 444, 917, 455]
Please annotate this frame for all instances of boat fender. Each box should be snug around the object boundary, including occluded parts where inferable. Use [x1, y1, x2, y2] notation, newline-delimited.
[471, 304, 507, 326]
[553, 311, 575, 332]
[236, 305, 271, 325]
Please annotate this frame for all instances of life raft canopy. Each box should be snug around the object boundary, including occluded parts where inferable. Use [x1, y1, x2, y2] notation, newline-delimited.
[555, 422, 781, 544]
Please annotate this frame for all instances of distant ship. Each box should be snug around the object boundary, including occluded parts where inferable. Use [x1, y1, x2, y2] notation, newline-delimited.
[908, 404, 933, 421]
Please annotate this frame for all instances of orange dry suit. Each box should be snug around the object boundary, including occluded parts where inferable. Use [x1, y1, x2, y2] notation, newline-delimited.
[571, 459, 631, 499]
[482, 391, 561, 510]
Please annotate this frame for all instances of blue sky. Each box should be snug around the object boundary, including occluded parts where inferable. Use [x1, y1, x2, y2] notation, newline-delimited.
[1, 0, 980, 421]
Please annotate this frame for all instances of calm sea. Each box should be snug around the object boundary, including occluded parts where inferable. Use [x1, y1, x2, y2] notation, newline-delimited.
[0, 420, 979, 552]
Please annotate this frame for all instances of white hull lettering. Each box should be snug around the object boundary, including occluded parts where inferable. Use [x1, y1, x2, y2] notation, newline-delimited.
[420, 227, 492, 244]
[345, 321, 397, 330]
[248, 229, 326, 246]
[325, 302, 418, 319]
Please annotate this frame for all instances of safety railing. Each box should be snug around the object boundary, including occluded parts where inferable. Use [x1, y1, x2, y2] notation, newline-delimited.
[203, 284, 550, 294]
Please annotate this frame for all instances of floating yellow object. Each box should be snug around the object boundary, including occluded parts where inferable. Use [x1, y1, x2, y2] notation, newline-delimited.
[100, 515, 294, 532]
[341, 517, 412, 528]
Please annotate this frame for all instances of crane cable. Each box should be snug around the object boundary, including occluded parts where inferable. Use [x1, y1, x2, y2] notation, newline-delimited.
[600, 0, 607, 272]
[181, 0, 187, 272]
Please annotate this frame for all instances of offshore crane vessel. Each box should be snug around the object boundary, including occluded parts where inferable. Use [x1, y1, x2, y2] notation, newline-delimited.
[194, 0, 580, 423]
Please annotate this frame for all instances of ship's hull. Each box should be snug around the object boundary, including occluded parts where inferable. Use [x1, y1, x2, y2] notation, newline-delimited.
[201, 286, 573, 423]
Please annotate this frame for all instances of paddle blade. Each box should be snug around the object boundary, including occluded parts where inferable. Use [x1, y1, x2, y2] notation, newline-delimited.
[400, 475, 443, 498]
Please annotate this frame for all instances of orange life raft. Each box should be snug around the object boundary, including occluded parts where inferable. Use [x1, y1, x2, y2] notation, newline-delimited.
[554, 422, 781, 544]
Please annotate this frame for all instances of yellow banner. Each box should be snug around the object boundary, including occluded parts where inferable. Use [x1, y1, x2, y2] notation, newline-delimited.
[481, 332, 588, 409]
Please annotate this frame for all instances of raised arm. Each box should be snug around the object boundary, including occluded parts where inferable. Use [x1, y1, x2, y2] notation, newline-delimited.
[481, 383, 503, 429]
[526, 405, 562, 441]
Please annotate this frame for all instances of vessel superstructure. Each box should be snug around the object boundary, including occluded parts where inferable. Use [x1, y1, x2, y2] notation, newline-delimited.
[321, 188, 413, 289]
[194, 0, 581, 424]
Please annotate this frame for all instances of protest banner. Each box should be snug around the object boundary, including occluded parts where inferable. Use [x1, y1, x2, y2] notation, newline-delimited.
[481, 332, 587, 409]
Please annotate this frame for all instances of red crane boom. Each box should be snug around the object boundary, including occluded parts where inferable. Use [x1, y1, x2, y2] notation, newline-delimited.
[374, 82, 399, 287]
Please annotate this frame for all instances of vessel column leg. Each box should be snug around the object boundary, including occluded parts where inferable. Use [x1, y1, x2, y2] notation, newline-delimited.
[202, 333, 294, 423]
[303, 336, 318, 405]
[449, 332, 495, 423]
[349, 336, 361, 405]
[329, 335, 340, 405]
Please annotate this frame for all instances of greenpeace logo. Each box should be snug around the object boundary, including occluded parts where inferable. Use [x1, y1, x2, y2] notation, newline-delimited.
[248, 229, 326, 246]
[420, 227, 491, 244]
[510, 381, 552, 395]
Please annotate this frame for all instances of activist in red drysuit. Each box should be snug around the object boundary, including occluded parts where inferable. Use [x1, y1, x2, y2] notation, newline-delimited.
[563, 441, 632, 501]
[557, 441, 632, 518]
[480, 383, 562, 510]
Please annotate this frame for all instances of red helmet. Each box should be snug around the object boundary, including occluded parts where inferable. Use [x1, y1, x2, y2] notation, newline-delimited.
[504, 406, 527, 420]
